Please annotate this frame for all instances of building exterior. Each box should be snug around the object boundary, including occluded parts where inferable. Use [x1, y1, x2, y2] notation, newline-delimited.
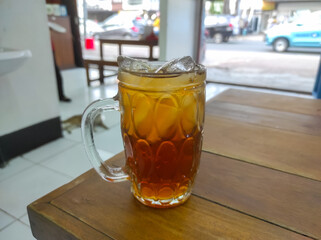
[269, 0, 321, 16]
[261, 0, 321, 31]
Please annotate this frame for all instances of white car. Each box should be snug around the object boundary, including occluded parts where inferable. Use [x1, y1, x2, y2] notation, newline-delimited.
[265, 11, 321, 52]
[79, 19, 104, 36]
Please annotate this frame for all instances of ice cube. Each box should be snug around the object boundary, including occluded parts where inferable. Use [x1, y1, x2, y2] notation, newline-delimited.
[155, 56, 196, 73]
[118, 56, 199, 74]
[117, 56, 151, 73]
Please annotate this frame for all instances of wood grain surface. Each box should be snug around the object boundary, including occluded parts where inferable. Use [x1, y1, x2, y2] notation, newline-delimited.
[28, 89, 321, 240]
[206, 101, 321, 136]
[49, 166, 311, 240]
[203, 115, 321, 181]
[194, 152, 321, 239]
[211, 89, 321, 116]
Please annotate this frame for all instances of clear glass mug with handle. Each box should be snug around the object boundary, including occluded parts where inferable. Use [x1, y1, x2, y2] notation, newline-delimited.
[81, 56, 206, 208]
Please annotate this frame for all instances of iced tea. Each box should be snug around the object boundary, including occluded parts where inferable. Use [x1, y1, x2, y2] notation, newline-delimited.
[118, 67, 206, 208]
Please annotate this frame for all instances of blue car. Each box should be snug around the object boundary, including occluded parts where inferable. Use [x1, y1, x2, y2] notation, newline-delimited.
[265, 11, 321, 52]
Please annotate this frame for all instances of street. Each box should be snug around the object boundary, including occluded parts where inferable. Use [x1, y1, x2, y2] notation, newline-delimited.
[203, 35, 321, 93]
[83, 35, 320, 93]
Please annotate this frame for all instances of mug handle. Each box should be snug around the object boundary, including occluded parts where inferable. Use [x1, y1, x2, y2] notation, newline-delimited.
[81, 98, 129, 182]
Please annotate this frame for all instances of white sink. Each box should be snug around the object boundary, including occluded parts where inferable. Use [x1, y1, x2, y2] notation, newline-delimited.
[0, 48, 32, 76]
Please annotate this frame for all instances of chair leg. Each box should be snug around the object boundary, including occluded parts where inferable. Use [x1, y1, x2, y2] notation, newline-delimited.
[85, 63, 91, 86]
[99, 64, 104, 85]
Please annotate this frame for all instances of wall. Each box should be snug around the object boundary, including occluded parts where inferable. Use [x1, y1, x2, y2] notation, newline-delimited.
[0, 0, 60, 136]
[0, 0, 61, 163]
[159, 0, 202, 61]
[277, 2, 321, 13]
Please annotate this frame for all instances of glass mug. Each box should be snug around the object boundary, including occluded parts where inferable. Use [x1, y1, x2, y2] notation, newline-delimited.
[81, 57, 206, 208]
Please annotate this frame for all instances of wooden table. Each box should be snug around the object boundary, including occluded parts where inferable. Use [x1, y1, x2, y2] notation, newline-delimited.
[99, 38, 158, 62]
[28, 89, 321, 240]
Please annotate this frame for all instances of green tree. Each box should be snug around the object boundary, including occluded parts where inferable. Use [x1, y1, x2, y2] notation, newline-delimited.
[209, 1, 215, 15]
[208, 0, 223, 15]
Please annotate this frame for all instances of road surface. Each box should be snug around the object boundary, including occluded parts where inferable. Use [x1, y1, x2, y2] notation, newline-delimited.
[82, 35, 320, 93]
[203, 35, 320, 93]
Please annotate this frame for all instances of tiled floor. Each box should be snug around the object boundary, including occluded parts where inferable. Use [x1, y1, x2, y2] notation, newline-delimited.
[0, 68, 122, 240]
[0, 68, 312, 239]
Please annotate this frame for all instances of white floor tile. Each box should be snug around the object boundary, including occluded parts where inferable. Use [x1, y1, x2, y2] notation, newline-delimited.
[93, 124, 124, 154]
[59, 69, 118, 121]
[41, 144, 114, 179]
[61, 68, 88, 96]
[63, 127, 83, 142]
[22, 138, 76, 163]
[0, 165, 71, 218]
[87, 83, 118, 100]
[100, 108, 121, 129]
[59, 95, 90, 121]
[19, 214, 30, 226]
[62, 115, 119, 143]
[0, 221, 35, 240]
[0, 210, 15, 230]
[97, 149, 116, 162]
[0, 157, 33, 183]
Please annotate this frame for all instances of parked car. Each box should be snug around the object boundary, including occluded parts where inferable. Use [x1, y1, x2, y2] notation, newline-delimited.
[79, 19, 104, 37]
[265, 11, 321, 52]
[95, 11, 144, 39]
[204, 15, 234, 43]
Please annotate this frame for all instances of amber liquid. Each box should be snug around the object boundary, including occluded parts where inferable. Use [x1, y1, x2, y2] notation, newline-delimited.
[118, 71, 205, 208]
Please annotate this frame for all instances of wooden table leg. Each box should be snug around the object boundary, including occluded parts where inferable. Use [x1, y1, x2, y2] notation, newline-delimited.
[99, 41, 103, 60]
[149, 45, 153, 61]
[99, 41, 104, 84]
[118, 43, 122, 56]
[85, 62, 90, 86]
[99, 64, 104, 85]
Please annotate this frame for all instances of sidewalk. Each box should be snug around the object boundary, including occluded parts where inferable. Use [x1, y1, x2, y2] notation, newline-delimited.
[206, 67, 313, 94]
[203, 33, 318, 94]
